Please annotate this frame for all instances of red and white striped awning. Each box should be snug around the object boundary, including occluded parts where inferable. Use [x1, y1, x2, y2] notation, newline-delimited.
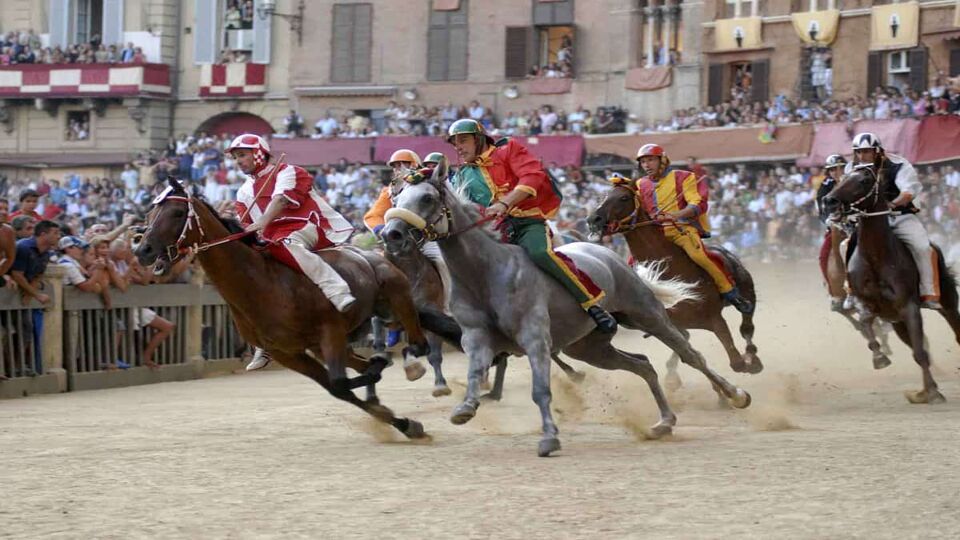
[0, 63, 171, 98]
[199, 64, 266, 98]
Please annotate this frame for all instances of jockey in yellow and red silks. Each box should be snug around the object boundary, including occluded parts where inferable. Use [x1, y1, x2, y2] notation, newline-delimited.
[633, 143, 754, 314]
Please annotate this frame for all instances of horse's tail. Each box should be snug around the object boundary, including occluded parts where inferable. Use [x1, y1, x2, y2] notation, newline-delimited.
[933, 244, 959, 304]
[417, 306, 464, 350]
[634, 259, 701, 309]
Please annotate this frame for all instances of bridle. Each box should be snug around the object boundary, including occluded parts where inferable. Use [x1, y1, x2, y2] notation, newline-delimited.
[383, 185, 497, 247]
[142, 194, 253, 266]
[839, 165, 892, 219]
[600, 184, 678, 235]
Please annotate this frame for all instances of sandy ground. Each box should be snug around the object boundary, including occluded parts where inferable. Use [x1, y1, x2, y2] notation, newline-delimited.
[2, 260, 960, 539]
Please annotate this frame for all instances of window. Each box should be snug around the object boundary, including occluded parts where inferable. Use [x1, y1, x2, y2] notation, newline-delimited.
[194, 0, 270, 65]
[331, 3, 373, 83]
[722, 0, 763, 18]
[65, 110, 91, 142]
[427, 0, 468, 81]
[637, 1, 683, 67]
[223, 0, 255, 57]
[73, 0, 103, 45]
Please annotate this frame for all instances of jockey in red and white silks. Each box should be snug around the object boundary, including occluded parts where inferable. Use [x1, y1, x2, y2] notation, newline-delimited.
[228, 133, 356, 313]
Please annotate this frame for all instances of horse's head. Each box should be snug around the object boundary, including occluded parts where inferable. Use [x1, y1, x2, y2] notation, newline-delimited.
[586, 174, 646, 241]
[381, 156, 451, 257]
[824, 164, 883, 215]
[135, 177, 192, 275]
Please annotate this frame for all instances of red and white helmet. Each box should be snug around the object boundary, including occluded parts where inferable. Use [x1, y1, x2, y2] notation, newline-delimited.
[636, 143, 671, 172]
[228, 133, 272, 172]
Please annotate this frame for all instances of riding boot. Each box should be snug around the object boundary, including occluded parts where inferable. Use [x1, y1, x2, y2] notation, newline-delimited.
[587, 306, 618, 334]
[246, 348, 272, 371]
[721, 288, 755, 314]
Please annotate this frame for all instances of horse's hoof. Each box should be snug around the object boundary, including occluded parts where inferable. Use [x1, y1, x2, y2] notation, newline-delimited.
[730, 388, 752, 409]
[648, 421, 673, 439]
[537, 437, 561, 457]
[744, 355, 764, 374]
[403, 419, 429, 439]
[403, 357, 427, 381]
[432, 384, 452, 398]
[905, 389, 945, 404]
[567, 370, 587, 384]
[479, 392, 502, 402]
[873, 355, 892, 370]
[450, 402, 477, 425]
[664, 373, 683, 392]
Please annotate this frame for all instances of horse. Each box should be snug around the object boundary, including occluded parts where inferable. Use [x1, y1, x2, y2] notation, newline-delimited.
[824, 221, 894, 368]
[135, 178, 462, 438]
[824, 165, 960, 403]
[381, 158, 751, 457]
[586, 183, 762, 390]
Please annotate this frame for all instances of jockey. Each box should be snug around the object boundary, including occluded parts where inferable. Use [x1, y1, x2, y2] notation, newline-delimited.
[364, 148, 422, 235]
[816, 153, 846, 285]
[635, 143, 754, 314]
[228, 134, 356, 371]
[446, 118, 617, 333]
[844, 132, 941, 309]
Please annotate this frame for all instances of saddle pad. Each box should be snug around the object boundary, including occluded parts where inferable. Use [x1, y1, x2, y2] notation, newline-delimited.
[704, 246, 735, 284]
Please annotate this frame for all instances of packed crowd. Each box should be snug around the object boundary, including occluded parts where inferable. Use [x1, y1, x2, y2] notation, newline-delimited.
[1, 29, 147, 65]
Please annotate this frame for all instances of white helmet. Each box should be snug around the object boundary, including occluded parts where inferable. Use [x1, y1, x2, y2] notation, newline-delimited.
[851, 132, 882, 152]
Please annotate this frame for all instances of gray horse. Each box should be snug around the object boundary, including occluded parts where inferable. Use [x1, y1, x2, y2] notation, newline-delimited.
[381, 159, 751, 457]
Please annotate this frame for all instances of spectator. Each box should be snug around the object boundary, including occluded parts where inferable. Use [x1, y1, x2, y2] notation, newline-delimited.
[56, 235, 103, 295]
[11, 189, 42, 220]
[11, 215, 35, 239]
[120, 42, 135, 63]
[283, 110, 304, 137]
[10, 219, 60, 306]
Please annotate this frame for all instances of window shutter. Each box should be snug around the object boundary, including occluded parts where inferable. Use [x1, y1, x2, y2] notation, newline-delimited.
[950, 48, 960, 78]
[49, 0, 72, 47]
[707, 63, 725, 105]
[866, 51, 882, 95]
[427, 0, 468, 81]
[750, 58, 770, 103]
[351, 4, 372, 82]
[427, 27, 450, 81]
[193, 0, 218, 64]
[331, 4, 353, 82]
[533, 0, 574, 26]
[505, 26, 537, 79]
[799, 47, 814, 101]
[908, 46, 927, 94]
[252, 0, 272, 64]
[101, 0, 124, 49]
[447, 23, 468, 80]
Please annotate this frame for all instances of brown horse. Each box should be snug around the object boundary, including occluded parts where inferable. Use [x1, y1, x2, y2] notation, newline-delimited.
[825, 166, 960, 403]
[135, 178, 461, 437]
[587, 183, 762, 386]
[825, 222, 893, 368]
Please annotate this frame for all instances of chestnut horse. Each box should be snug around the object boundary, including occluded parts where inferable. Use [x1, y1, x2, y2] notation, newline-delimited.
[825, 166, 960, 403]
[587, 183, 762, 387]
[135, 178, 461, 438]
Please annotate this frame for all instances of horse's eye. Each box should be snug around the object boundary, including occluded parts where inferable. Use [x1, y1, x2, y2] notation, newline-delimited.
[422, 193, 435, 206]
[619, 195, 631, 202]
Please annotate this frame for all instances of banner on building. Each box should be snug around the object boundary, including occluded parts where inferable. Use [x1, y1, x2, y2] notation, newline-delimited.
[791, 10, 840, 46]
[870, 1, 919, 51]
[714, 17, 763, 51]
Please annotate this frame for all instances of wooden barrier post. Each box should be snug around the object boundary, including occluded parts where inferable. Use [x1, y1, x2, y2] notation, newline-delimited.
[41, 266, 67, 393]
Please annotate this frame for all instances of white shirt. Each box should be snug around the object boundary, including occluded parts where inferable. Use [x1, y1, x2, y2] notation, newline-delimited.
[843, 152, 922, 207]
[57, 254, 88, 286]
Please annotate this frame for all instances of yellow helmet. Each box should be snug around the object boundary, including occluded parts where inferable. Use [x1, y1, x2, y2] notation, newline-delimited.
[388, 149, 421, 168]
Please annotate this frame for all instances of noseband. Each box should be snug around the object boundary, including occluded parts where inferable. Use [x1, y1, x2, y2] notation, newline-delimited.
[384, 188, 495, 246]
[840, 166, 892, 219]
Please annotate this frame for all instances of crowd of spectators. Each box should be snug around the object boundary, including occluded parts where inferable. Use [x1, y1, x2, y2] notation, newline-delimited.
[527, 34, 575, 79]
[1, 30, 147, 65]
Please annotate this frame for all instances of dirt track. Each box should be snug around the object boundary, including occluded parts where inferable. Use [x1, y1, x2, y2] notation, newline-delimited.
[2, 261, 960, 539]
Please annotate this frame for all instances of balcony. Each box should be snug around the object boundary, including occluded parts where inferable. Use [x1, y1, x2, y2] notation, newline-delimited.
[0, 63, 171, 98]
[199, 64, 266, 99]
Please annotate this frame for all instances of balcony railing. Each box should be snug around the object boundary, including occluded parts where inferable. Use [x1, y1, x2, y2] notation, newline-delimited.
[0, 63, 171, 98]
[199, 63, 266, 98]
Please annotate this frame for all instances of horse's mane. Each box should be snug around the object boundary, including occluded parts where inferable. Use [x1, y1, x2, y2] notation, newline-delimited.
[445, 183, 501, 240]
[193, 197, 259, 246]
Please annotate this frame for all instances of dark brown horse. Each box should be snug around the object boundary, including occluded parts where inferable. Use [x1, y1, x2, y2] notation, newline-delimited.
[135, 178, 461, 437]
[825, 166, 960, 403]
[587, 183, 762, 387]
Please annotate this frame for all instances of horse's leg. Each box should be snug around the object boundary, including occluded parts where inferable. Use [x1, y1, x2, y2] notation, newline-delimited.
[625, 310, 750, 408]
[371, 316, 386, 352]
[379, 270, 429, 381]
[711, 317, 749, 374]
[552, 353, 586, 383]
[271, 351, 427, 439]
[664, 353, 682, 392]
[897, 309, 945, 405]
[563, 332, 676, 438]
[481, 353, 509, 401]
[521, 334, 561, 457]
[737, 311, 762, 374]
[427, 332, 451, 397]
[450, 329, 496, 425]
[875, 320, 894, 356]
[859, 312, 892, 370]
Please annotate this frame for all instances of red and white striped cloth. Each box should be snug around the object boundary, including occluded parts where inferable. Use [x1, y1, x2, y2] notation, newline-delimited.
[199, 63, 266, 98]
[0, 64, 171, 97]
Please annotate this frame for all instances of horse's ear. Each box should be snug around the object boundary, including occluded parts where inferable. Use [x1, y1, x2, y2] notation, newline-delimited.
[430, 156, 449, 187]
[167, 176, 185, 194]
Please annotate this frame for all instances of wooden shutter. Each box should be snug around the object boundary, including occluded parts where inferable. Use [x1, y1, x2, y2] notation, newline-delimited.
[252, 0, 272, 64]
[866, 51, 882, 95]
[101, 0, 124, 48]
[505, 26, 534, 79]
[427, 26, 450, 81]
[427, 0, 468, 81]
[49, 0, 71, 47]
[908, 46, 928, 94]
[533, 0, 574, 26]
[331, 3, 373, 83]
[950, 48, 960, 78]
[799, 47, 814, 101]
[707, 63, 725, 106]
[193, 0, 218, 64]
[750, 58, 770, 102]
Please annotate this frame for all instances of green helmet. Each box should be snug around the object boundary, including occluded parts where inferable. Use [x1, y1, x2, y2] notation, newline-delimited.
[423, 152, 446, 165]
[446, 118, 495, 145]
